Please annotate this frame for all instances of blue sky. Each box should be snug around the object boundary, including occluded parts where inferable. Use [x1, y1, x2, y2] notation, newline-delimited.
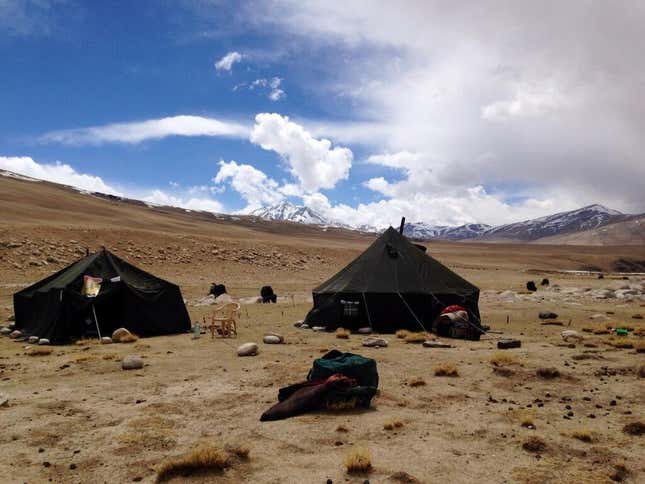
[1, 1, 644, 227]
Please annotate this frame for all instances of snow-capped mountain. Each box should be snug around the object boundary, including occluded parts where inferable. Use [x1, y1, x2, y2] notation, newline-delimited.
[481, 204, 630, 241]
[403, 222, 491, 241]
[250, 201, 328, 225]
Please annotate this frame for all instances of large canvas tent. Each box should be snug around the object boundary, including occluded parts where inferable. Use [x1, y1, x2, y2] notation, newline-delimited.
[304, 227, 480, 333]
[14, 248, 191, 343]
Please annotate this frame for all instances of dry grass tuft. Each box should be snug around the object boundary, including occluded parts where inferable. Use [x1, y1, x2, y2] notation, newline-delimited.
[26, 347, 53, 356]
[633, 327, 645, 337]
[571, 429, 593, 443]
[396, 329, 410, 339]
[75, 338, 99, 346]
[335, 328, 350, 339]
[336, 425, 349, 433]
[404, 332, 427, 344]
[226, 445, 250, 460]
[490, 351, 518, 367]
[408, 377, 426, 387]
[622, 421, 645, 436]
[155, 442, 231, 482]
[635, 341, 645, 353]
[536, 367, 560, 379]
[433, 363, 459, 377]
[522, 436, 546, 453]
[593, 328, 611, 335]
[343, 446, 372, 474]
[493, 366, 515, 377]
[118, 416, 176, 451]
[383, 419, 404, 431]
[607, 337, 633, 349]
[134, 343, 151, 350]
[119, 333, 139, 343]
[101, 353, 118, 360]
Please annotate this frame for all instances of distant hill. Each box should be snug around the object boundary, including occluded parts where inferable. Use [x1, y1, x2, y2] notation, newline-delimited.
[479, 204, 639, 242]
[250, 201, 327, 225]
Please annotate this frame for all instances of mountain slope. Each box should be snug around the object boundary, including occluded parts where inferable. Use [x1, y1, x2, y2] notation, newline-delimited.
[535, 215, 645, 246]
[250, 201, 328, 225]
[480, 204, 635, 241]
[404, 222, 491, 241]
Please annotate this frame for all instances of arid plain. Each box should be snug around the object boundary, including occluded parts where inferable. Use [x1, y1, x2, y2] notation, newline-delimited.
[1, 175, 644, 483]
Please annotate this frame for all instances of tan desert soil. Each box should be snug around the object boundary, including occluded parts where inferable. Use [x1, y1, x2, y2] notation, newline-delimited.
[1, 174, 644, 483]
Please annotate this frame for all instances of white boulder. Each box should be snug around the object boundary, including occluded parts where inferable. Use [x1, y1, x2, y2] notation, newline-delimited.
[263, 333, 284, 344]
[121, 355, 144, 370]
[38, 338, 50, 345]
[237, 342, 259, 356]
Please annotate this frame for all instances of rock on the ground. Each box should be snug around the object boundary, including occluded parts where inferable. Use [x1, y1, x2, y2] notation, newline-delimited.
[299, 323, 310, 329]
[561, 330, 583, 343]
[38, 338, 50, 345]
[263, 334, 284, 344]
[28, 336, 39, 344]
[539, 311, 558, 319]
[312, 326, 326, 332]
[358, 327, 372, 334]
[237, 342, 259, 356]
[121, 355, 144, 370]
[1, 327, 13, 335]
[101, 337, 113, 344]
[0, 394, 8, 407]
[112, 327, 132, 342]
[9, 330, 22, 339]
[423, 340, 452, 348]
[362, 337, 388, 347]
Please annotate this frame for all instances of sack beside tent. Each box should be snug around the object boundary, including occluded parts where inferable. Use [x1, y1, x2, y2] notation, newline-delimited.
[13, 248, 191, 344]
[304, 227, 481, 333]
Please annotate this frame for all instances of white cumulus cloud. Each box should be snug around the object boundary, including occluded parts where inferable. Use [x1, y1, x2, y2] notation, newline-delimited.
[214, 51, 242, 71]
[250, 113, 352, 192]
[41, 115, 250, 145]
[213, 159, 284, 212]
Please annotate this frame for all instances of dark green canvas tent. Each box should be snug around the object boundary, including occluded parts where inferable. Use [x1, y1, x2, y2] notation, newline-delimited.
[304, 227, 480, 333]
[13, 248, 191, 344]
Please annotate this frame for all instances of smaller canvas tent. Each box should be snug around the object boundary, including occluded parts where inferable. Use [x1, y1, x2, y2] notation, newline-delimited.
[14, 248, 191, 343]
[304, 227, 481, 333]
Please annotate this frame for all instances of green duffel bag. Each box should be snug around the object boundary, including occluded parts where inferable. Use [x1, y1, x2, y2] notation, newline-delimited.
[308, 350, 379, 389]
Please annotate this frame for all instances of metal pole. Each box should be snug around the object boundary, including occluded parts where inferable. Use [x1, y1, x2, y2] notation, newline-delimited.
[362, 292, 373, 329]
[91, 304, 102, 341]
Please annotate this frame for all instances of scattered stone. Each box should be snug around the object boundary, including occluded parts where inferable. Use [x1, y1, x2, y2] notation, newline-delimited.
[0, 327, 11, 335]
[493, 367, 515, 377]
[237, 342, 259, 357]
[389, 471, 422, 483]
[422, 340, 452, 348]
[121, 355, 144, 370]
[526, 281, 537, 292]
[362, 337, 388, 347]
[300, 323, 310, 329]
[101, 337, 113, 344]
[622, 421, 645, 436]
[312, 326, 326, 332]
[0, 394, 8, 407]
[357, 327, 373, 335]
[540, 278, 550, 286]
[263, 334, 283, 344]
[522, 436, 546, 452]
[112, 327, 132, 342]
[69, 463, 76, 470]
[539, 311, 558, 319]
[497, 339, 521, 349]
[28, 336, 39, 344]
[293, 320, 304, 328]
[561, 330, 583, 343]
[632, 314, 643, 319]
[38, 338, 50, 345]
[9, 330, 22, 339]
[590, 313, 606, 320]
[537, 367, 560, 379]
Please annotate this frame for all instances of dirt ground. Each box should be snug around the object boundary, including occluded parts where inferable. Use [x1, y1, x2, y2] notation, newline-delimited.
[1, 176, 644, 483]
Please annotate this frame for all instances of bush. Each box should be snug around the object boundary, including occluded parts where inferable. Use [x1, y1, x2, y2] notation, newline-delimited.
[156, 443, 231, 482]
[522, 436, 546, 453]
[433, 363, 458, 377]
[344, 446, 372, 474]
[335, 328, 350, 339]
[490, 351, 517, 367]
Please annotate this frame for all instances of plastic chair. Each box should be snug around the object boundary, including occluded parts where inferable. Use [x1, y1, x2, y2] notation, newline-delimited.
[209, 302, 240, 338]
